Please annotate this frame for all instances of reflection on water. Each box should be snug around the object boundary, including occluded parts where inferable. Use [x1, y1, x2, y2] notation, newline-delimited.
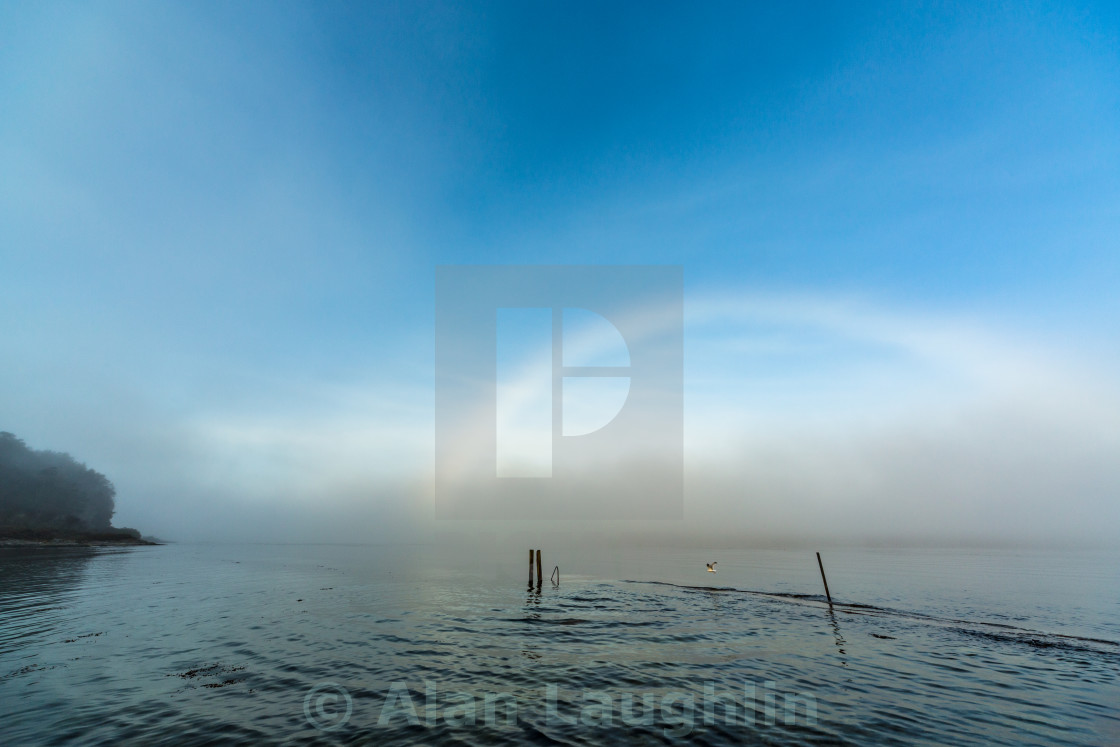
[826, 609, 847, 666]
[0, 544, 1117, 745]
[0, 548, 101, 656]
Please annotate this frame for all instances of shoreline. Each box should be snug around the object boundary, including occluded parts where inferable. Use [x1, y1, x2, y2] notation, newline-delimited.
[0, 530, 160, 547]
[0, 538, 160, 547]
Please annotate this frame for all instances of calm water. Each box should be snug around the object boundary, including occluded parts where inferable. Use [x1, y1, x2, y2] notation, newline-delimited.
[1, 543, 1117, 745]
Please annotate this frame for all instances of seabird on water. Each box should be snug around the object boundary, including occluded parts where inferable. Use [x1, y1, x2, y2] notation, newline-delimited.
[706, 562, 717, 573]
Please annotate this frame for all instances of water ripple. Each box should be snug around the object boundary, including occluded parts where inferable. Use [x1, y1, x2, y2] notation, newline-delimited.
[1, 545, 1117, 745]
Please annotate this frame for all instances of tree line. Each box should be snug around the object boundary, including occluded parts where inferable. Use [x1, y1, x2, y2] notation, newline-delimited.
[0, 431, 117, 532]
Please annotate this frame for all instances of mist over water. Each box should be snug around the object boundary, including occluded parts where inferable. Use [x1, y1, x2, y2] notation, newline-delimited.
[2, 542, 1117, 745]
[3, 2, 1120, 744]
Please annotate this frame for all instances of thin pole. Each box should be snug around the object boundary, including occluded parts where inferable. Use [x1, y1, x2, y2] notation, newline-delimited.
[536, 549, 543, 586]
[816, 552, 833, 606]
[529, 549, 534, 585]
[551, 566, 559, 585]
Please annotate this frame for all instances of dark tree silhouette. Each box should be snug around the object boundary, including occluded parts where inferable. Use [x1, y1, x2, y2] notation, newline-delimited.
[0, 432, 116, 531]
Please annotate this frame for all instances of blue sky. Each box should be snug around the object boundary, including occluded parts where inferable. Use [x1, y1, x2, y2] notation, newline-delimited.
[1, 2, 1118, 543]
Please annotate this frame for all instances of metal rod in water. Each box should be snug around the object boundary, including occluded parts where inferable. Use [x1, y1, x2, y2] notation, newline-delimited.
[816, 552, 833, 606]
[551, 566, 559, 585]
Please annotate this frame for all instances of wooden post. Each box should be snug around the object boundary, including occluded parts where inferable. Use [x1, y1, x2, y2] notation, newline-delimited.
[536, 549, 543, 586]
[529, 549, 534, 585]
[816, 552, 833, 606]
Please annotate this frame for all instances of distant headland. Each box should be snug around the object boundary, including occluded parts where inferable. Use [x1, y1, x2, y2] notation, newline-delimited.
[0, 431, 157, 546]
